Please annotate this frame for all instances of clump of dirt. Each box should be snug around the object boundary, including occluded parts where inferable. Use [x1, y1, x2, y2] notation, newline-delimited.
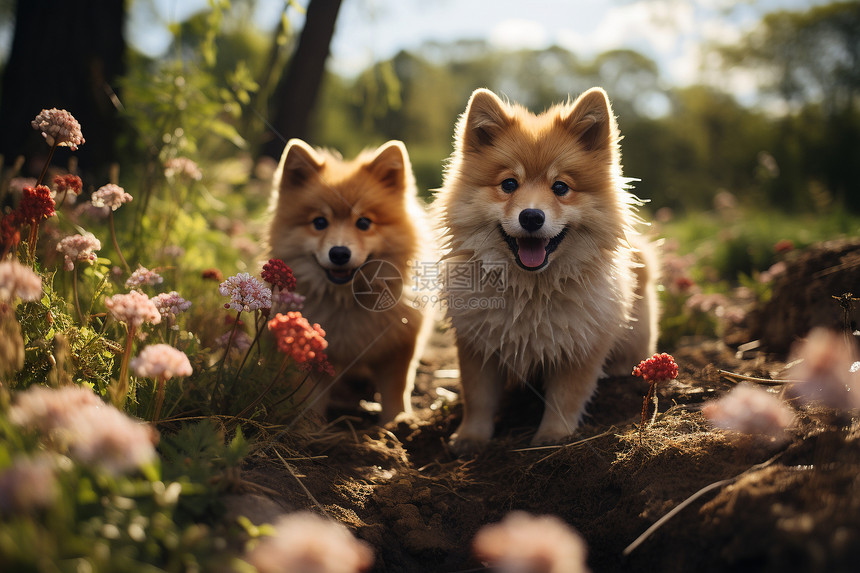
[227, 242, 860, 572]
[751, 238, 860, 356]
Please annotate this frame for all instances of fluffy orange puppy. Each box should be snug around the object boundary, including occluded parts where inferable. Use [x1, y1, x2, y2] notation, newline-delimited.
[269, 139, 432, 423]
[435, 88, 658, 452]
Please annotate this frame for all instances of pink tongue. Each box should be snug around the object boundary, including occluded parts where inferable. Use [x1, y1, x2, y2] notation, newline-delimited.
[517, 238, 549, 268]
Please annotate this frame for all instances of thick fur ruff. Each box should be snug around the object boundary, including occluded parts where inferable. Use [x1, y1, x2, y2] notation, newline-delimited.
[434, 88, 658, 452]
[269, 139, 433, 423]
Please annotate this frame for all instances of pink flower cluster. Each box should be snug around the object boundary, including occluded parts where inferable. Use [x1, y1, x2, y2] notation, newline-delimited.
[8, 385, 158, 475]
[164, 157, 202, 181]
[56, 232, 101, 270]
[262, 258, 296, 291]
[219, 273, 272, 313]
[31, 108, 85, 150]
[151, 291, 192, 320]
[105, 291, 162, 328]
[633, 353, 679, 382]
[0, 260, 42, 302]
[131, 344, 192, 380]
[273, 290, 305, 312]
[787, 328, 860, 410]
[0, 454, 57, 514]
[244, 512, 374, 573]
[702, 383, 795, 441]
[91, 183, 132, 211]
[125, 266, 164, 289]
[473, 511, 590, 573]
[267, 312, 331, 373]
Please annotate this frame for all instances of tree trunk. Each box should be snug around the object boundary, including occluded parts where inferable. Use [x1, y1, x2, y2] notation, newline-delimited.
[0, 0, 125, 186]
[262, 0, 343, 159]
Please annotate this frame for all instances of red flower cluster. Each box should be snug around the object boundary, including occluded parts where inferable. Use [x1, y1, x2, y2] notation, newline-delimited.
[53, 174, 83, 196]
[633, 353, 678, 382]
[201, 268, 223, 282]
[18, 185, 56, 224]
[773, 239, 794, 253]
[268, 311, 332, 373]
[1, 214, 21, 256]
[261, 258, 296, 291]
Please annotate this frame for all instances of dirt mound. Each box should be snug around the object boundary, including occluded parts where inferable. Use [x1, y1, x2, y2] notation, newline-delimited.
[227, 327, 860, 572]
[751, 238, 860, 356]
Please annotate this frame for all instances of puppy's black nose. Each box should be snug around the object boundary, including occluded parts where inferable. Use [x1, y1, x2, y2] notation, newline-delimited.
[519, 209, 545, 232]
[329, 246, 351, 266]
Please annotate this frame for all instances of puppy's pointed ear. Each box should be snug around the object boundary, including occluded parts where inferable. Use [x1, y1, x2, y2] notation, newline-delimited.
[563, 88, 618, 152]
[278, 138, 324, 191]
[364, 140, 410, 191]
[460, 88, 511, 152]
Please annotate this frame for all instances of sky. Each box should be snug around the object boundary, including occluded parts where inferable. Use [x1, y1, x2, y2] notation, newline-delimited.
[126, 0, 829, 95]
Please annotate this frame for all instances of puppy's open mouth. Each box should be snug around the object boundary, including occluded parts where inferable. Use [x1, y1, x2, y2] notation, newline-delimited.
[325, 268, 358, 284]
[499, 225, 568, 271]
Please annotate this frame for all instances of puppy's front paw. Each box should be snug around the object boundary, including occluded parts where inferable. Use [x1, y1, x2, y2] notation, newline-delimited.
[447, 432, 490, 457]
[530, 428, 574, 446]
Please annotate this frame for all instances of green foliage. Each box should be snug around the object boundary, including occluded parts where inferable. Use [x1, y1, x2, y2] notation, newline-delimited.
[0, 409, 245, 573]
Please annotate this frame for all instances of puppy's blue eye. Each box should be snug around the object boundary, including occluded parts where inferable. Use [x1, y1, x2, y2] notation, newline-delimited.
[312, 217, 328, 230]
[551, 181, 570, 196]
[356, 217, 371, 231]
[500, 178, 518, 193]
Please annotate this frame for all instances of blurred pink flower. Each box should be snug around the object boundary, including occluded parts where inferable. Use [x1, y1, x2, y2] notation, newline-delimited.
[473, 511, 590, 573]
[219, 272, 272, 313]
[56, 232, 101, 271]
[786, 328, 860, 410]
[64, 404, 158, 475]
[31, 108, 84, 150]
[0, 260, 42, 302]
[702, 383, 795, 442]
[125, 266, 164, 289]
[244, 512, 374, 573]
[8, 385, 103, 431]
[8, 384, 158, 475]
[91, 183, 132, 211]
[151, 291, 192, 320]
[105, 291, 162, 328]
[685, 292, 730, 314]
[0, 455, 57, 514]
[216, 329, 252, 359]
[758, 261, 787, 283]
[164, 157, 202, 181]
[131, 344, 192, 379]
[273, 290, 305, 312]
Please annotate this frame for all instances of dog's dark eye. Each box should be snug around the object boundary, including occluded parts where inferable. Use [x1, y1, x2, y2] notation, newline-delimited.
[551, 181, 570, 196]
[500, 178, 519, 193]
[312, 217, 328, 230]
[356, 217, 371, 231]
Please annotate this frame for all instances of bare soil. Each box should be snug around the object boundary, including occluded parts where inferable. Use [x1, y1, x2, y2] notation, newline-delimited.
[230, 240, 860, 573]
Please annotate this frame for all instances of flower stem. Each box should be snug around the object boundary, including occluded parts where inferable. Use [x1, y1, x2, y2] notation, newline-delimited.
[228, 316, 266, 394]
[233, 355, 291, 420]
[213, 311, 242, 409]
[72, 265, 84, 325]
[113, 324, 136, 408]
[639, 380, 656, 436]
[109, 211, 131, 273]
[36, 142, 57, 187]
[153, 377, 166, 423]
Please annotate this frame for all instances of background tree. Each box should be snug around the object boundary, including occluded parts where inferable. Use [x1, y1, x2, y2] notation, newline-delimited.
[262, 0, 343, 159]
[0, 0, 125, 185]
